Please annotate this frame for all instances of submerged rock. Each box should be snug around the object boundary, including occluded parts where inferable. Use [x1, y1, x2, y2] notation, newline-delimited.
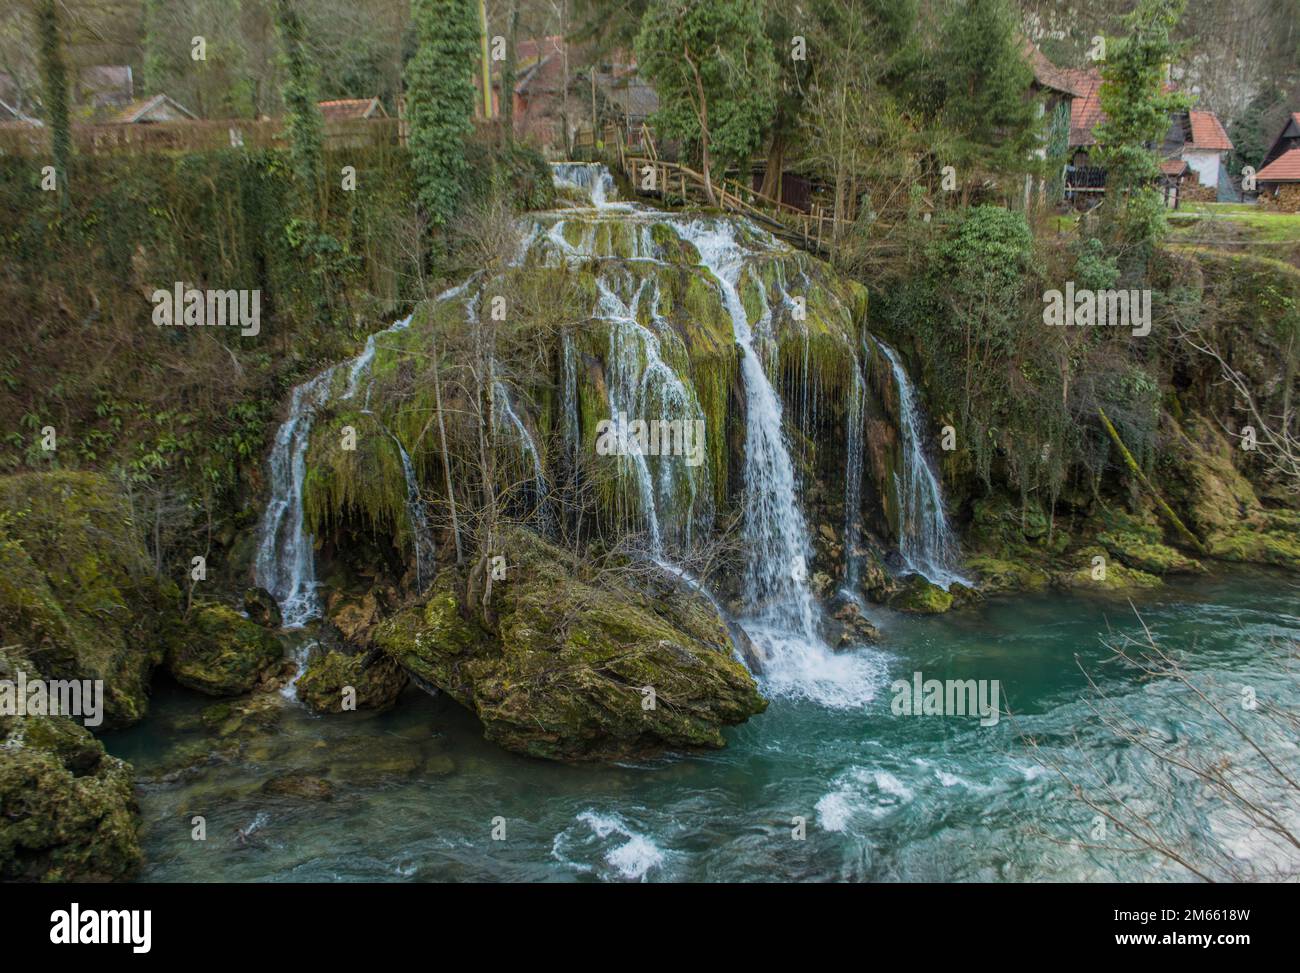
[167, 604, 285, 696]
[373, 529, 766, 761]
[888, 575, 954, 614]
[261, 772, 333, 801]
[295, 648, 408, 713]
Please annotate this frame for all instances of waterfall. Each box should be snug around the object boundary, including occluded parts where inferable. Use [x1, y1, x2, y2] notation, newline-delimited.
[494, 381, 550, 524]
[677, 219, 880, 707]
[385, 430, 436, 590]
[345, 312, 413, 404]
[551, 162, 619, 208]
[561, 331, 580, 466]
[253, 366, 336, 629]
[256, 163, 892, 709]
[593, 275, 704, 553]
[877, 342, 965, 589]
[843, 353, 866, 591]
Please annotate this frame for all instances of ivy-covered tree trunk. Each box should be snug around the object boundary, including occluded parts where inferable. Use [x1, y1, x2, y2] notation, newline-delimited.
[406, 0, 479, 228]
[34, 0, 70, 202]
[274, 0, 326, 216]
[500, 0, 519, 146]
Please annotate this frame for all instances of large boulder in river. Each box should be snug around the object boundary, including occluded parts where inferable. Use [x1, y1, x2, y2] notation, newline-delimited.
[296, 648, 407, 713]
[166, 603, 284, 696]
[0, 471, 182, 728]
[373, 529, 766, 761]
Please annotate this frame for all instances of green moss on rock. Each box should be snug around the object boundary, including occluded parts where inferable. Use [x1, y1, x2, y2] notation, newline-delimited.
[888, 575, 955, 613]
[374, 529, 765, 761]
[0, 471, 181, 728]
[296, 649, 408, 713]
[166, 604, 284, 697]
[0, 649, 140, 881]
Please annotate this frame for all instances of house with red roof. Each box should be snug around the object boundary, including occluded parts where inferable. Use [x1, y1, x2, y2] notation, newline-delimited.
[317, 98, 387, 122]
[1046, 58, 1234, 203]
[1178, 110, 1234, 190]
[1256, 112, 1300, 207]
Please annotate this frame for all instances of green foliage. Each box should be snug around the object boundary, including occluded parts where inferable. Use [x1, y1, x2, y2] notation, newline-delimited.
[1094, 0, 1191, 260]
[34, 0, 69, 199]
[406, 0, 479, 227]
[274, 0, 326, 207]
[635, 0, 779, 182]
[927, 0, 1039, 183]
[1227, 89, 1286, 175]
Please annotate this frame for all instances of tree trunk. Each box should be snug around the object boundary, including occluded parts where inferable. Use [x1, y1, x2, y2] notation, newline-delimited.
[478, 0, 492, 119]
[759, 130, 787, 202]
[683, 47, 717, 207]
[500, 1, 518, 145]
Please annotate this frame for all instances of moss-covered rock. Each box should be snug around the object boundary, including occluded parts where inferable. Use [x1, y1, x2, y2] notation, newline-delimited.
[1096, 530, 1204, 575]
[965, 555, 1052, 595]
[243, 587, 282, 628]
[373, 528, 765, 761]
[0, 650, 141, 881]
[888, 575, 955, 613]
[0, 471, 181, 729]
[166, 604, 284, 696]
[1159, 415, 1300, 571]
[1059, 546, 1163, 592]
[295, 649, 407, 713]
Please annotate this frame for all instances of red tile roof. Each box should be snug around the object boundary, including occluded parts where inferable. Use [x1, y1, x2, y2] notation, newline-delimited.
[318, 98, 385, 121]
[1022, 40, 1077, 95]
[1257, 147, 1300, 183]
[1160, 159, 1188, 176]
[1188, 110, 1232, 151]
[1066, 68, 1104, 146]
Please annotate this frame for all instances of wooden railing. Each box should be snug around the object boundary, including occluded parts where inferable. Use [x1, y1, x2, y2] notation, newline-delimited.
[608, 132, 848, 255]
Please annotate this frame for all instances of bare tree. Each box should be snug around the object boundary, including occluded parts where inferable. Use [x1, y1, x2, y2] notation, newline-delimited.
[1019, 606, 1300, 882]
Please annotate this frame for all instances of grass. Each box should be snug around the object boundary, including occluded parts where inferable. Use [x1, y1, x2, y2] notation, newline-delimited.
[1169, 201, 1300, 246]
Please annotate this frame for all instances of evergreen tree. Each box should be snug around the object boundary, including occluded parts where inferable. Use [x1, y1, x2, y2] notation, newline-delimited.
[635, 0, 778, 205]
[406, 0, 479, 227]
[1094, 0, 1190, 260]
[928, 0, 1038, 198]
[275, 0, 325, 207]
[1227, 88, 1285, 175]
[33, 0, 69, 200]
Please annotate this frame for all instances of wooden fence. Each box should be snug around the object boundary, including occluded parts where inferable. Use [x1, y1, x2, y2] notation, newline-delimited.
[0, 117, 404, 157]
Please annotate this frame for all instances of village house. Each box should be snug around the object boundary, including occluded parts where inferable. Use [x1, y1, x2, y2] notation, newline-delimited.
[112, 93, 198, 124]
[1256, 112, 1300, 211]
[318, 97, 388, 121]
[1041, 55, 1233, 206]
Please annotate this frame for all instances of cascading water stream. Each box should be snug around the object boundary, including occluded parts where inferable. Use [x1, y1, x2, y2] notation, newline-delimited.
[675, 219, 881, 707]
[593, 275, 706, 553]
[254, 163, 908, 709]
[551, 161, 624, 210]
[493, 381, 551, 525]
[345, 312, 413, 404]
[877, 342, 965, 589]
[386, 430, 436, 590]
[843, 352, 867, 593]
[254, 367, 337, 630]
